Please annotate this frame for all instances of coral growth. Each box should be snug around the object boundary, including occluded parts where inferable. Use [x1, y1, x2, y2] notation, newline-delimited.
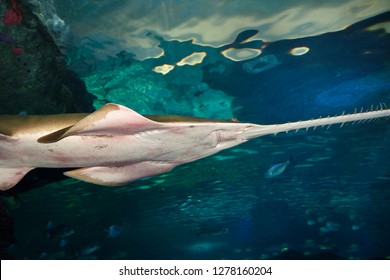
[2, 0, 22, 26]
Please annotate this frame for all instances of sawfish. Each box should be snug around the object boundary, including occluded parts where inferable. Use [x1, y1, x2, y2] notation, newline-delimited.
[1, 103, 389, 190]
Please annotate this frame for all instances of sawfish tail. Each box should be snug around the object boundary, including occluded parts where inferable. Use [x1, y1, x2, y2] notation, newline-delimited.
[243, 106, 390, 139]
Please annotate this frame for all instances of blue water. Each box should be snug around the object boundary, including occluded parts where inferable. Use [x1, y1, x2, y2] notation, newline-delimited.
[1, 7, 389, 260]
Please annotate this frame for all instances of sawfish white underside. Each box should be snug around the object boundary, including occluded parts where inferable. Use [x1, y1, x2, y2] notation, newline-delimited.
[1, 103, 389, 190]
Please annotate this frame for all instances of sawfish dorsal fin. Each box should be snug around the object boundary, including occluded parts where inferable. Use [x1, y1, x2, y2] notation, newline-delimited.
[38, 103, 164, 143]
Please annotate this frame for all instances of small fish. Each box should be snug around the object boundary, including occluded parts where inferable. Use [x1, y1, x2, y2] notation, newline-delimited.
[45, 221, 75, 239]
[325, 222, 339, 231]
[37, 252, 48, 259]
[351, 225, 361, 231]
[80, 242, 101, 255]
[319, 244, 337, 251]
[59, 239, 67, 248]
[265, 160, 290, 178]
[107, 224, 121, 238]
[320, 222, 340, 233]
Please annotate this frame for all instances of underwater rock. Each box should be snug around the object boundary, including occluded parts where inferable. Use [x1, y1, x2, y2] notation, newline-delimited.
[27, 0, 72, 52]
[84, 63, 169, 114]
[208, 63, 226, 74]
[196, 82, 209, 92]
[0, 197, 16, 259]
[168, 66, 204, 85]
[0, 0, 93, 114]
[0, 32, 13, 43]
[242, 54, 280, 74]
[191, 87, 234, 119]
[84, 61, 234, 119]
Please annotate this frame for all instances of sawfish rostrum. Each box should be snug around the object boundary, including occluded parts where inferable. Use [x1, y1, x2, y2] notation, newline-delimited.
[1, 103, 389, 190]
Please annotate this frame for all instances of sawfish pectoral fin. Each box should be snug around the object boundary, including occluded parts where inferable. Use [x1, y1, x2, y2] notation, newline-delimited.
[38, 103, 165, 143]
[0, 167, 34, 190]
[64, 161, 177, 186]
